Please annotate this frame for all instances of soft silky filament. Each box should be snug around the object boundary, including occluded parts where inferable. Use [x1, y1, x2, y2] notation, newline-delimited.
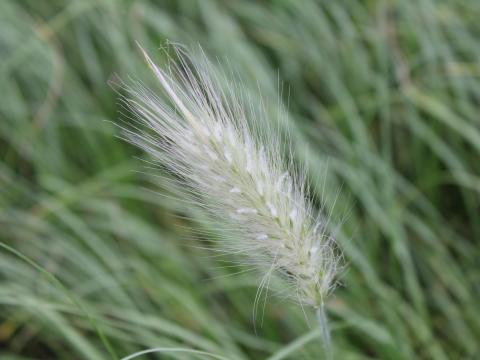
[119, 45, 340, 319]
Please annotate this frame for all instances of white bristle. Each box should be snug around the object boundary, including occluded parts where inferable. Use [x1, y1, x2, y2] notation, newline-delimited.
[256, 180, 264, 196]
[203, 145, 218, 161]
[236, 208, 258, 215]
[266, 202, 278, 218]
[289, 208, 297, 222]
[120, 44, 340, 310]
[224, 148, 233, 164]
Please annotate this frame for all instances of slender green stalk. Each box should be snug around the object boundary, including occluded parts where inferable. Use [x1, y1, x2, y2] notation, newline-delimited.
[120, 347, 229, 360]
[316, 302, 332, 360]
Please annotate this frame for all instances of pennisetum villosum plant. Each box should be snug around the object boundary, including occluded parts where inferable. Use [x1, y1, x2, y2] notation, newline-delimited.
[117, 44, 342, 359]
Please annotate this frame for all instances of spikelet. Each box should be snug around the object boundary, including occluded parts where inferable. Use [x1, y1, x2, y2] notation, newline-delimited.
[118, 45, 341, 310]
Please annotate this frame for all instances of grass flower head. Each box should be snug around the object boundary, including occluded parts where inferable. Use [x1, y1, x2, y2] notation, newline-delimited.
[119, 44, 341, 311]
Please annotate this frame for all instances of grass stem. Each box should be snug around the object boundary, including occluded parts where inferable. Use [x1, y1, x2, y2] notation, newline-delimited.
[316, 303, 333, 360]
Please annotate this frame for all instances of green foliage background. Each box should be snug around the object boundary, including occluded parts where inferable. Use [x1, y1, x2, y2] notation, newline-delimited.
[1, 0, 479, 359]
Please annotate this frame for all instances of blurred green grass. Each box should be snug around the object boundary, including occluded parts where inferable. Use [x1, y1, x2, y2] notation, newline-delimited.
[1, 0, 479, 359]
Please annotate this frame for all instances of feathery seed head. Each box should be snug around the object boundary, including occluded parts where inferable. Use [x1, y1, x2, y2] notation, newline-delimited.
[119, 45, 340, 308]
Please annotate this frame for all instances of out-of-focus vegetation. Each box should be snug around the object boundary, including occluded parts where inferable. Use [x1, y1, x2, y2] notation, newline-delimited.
[1, 0, 479, 359]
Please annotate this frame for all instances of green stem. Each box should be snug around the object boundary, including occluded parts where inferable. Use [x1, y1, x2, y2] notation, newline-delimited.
[316, 302, 333, 360]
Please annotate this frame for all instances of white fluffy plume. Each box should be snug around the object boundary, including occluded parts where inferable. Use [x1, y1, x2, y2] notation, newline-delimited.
[118, 45, 340, 309]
